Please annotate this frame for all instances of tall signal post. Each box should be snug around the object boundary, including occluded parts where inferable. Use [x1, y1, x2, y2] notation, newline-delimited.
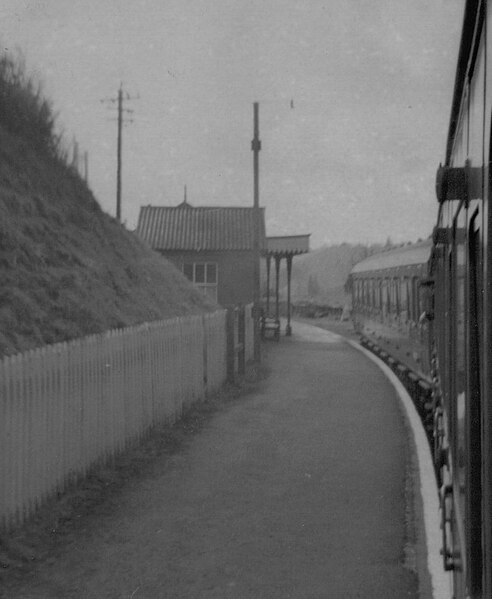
[252, 102, 262, 363]
[101, 84, 137, 222]
[116, 86, 123, 221]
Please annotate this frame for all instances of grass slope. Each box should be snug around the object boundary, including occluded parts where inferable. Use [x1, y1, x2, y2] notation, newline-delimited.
[0, 126, 216, 357]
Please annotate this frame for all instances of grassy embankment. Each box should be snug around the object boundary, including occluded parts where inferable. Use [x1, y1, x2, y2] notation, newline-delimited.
[0, 53, 216, 358]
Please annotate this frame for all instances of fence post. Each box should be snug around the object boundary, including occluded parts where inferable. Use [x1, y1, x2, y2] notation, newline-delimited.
[226, 308, 236, 384]
[237, 306, 246, 377]
[202, 315, 208, 397]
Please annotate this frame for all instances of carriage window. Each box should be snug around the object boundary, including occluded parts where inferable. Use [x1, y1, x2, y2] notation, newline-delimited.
[382, 280, 389, 313]
[400, 279, 408, 314]
[388, 279, 399, 314]
[418, 282, 427, 322]
[375, 279, 381, 309]
[411, 277, 420, 322]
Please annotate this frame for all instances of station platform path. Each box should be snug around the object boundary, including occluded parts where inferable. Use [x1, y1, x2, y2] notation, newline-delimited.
[5, 321, 438, 599]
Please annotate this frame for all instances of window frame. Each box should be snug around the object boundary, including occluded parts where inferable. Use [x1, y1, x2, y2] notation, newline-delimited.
[183, 261, 219, 302]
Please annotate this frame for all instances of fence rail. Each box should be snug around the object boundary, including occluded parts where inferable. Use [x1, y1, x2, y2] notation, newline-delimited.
[0, 307, 256, 531]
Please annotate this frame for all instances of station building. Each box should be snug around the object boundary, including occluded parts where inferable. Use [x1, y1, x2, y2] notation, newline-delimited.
[136, 200, 266, 307]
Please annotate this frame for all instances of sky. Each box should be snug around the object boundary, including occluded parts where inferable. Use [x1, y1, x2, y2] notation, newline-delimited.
[1, 1, 464, 248]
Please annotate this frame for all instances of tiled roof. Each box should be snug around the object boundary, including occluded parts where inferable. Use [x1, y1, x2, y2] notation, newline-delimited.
[136, 203, 266, 251]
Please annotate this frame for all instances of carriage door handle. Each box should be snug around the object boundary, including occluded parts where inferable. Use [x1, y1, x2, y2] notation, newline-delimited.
[440, 484, 456, 571]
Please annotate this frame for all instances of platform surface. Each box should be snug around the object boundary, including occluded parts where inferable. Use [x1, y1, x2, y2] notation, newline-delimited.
[6, 321, 429, 598]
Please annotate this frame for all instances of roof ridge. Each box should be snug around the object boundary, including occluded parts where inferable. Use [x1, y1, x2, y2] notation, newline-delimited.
[142, 204, 264, 210]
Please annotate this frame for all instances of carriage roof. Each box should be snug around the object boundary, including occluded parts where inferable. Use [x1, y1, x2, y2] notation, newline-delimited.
[351, 239, 432, 275]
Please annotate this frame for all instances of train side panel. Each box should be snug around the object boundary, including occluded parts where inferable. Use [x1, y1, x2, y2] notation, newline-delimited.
[432, 3, 492, 596]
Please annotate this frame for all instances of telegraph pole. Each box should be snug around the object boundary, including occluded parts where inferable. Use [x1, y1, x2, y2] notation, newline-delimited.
[116, 86, 123, 221]
[101, 84, 136, 222]
[252, 102, 262, 363]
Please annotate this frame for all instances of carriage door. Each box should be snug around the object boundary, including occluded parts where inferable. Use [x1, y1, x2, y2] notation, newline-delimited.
[466, 210, 482, 596]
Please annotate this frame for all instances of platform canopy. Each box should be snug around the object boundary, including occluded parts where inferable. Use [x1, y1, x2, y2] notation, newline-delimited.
[262, 234, 310, 337]
[264, 234, 310, 258]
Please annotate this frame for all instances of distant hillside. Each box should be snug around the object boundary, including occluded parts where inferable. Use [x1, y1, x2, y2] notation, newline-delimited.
[0, 54, 215, 357]
[274, 243, 387, 306]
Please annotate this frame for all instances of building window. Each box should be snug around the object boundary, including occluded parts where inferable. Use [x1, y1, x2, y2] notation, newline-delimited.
[183, 262, 218, 301]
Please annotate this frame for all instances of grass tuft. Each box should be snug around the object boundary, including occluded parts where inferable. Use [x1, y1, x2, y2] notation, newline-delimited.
[0, 51, 60, 157]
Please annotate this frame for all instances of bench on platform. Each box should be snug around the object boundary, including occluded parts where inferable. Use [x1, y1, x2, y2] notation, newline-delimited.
[261, 316, 280, 341]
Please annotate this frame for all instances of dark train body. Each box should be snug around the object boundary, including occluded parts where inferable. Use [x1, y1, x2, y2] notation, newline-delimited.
[352, 2, 492, 597]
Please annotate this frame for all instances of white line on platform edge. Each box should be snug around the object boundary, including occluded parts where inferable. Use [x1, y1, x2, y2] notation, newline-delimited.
[347, 340, 452, 599]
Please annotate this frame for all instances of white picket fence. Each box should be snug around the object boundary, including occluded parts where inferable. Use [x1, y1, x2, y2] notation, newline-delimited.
[0, 309, 248, 531]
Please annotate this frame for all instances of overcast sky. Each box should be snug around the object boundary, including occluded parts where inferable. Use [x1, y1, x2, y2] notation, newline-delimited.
[2, 1, 464, 247]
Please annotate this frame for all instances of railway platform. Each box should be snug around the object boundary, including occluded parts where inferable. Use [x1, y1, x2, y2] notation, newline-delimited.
[3, 320, 446, 599]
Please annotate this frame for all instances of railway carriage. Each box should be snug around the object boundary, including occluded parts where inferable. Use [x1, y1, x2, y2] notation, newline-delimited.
[431, 1, 492, 597]
[350, 240, 435, 439]
[351, 240, 432, 381]
[352, 3, 492, 597]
